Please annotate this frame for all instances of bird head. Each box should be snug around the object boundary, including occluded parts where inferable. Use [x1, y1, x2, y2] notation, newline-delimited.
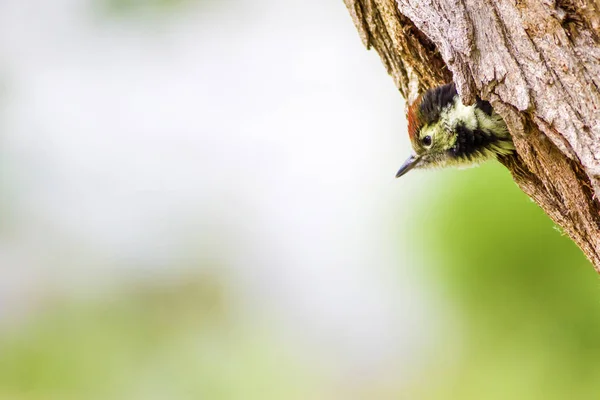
[396, 83, 514, 178]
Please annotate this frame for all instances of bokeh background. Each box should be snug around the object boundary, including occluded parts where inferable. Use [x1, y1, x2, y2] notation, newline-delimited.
[0, 0, 599, 399]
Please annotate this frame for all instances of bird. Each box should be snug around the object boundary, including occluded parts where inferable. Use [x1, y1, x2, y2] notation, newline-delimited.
[395, 82, 515, 178]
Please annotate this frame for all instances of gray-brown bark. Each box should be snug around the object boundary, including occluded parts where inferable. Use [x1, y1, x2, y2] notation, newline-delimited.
[344, 0, 600, 272]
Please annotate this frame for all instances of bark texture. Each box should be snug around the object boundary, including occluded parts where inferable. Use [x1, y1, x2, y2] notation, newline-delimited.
[344, 0, 600, 272]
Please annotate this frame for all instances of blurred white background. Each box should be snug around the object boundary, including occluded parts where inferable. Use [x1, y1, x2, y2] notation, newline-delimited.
[0, 0, 443, 391]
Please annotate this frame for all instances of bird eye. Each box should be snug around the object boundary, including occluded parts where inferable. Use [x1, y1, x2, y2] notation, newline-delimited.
[422, 135, 432, 146]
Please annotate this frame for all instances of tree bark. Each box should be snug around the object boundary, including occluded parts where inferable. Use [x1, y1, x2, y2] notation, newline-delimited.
[344, 0, 600, 272]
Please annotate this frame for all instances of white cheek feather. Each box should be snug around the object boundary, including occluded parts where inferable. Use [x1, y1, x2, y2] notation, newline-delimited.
[439, 97, 511, 141]
[439, 97, 478, 131]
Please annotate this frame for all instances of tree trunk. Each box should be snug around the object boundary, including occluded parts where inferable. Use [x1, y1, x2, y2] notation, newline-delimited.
[344, 0, 600, 272]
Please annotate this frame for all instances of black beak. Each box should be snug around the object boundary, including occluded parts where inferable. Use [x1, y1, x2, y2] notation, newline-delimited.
[395, 154, 421, 178]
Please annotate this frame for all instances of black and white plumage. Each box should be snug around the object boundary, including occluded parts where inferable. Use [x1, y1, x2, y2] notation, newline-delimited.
[396, 83, 514, 178]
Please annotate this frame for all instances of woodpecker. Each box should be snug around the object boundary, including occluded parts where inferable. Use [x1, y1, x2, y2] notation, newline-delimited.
[395, 82, 514, 178]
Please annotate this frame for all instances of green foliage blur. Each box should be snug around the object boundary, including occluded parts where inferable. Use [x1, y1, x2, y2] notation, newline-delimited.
[0, 276, 320, 400]
[404, 163, 600, 399]
[1, 163, 598, 399]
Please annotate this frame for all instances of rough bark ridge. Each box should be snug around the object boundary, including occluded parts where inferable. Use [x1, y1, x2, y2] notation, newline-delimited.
[344, 0, 600, 272]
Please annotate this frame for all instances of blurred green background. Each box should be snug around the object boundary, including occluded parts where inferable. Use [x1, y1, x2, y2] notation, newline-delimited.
[0, 0, 598, 399]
